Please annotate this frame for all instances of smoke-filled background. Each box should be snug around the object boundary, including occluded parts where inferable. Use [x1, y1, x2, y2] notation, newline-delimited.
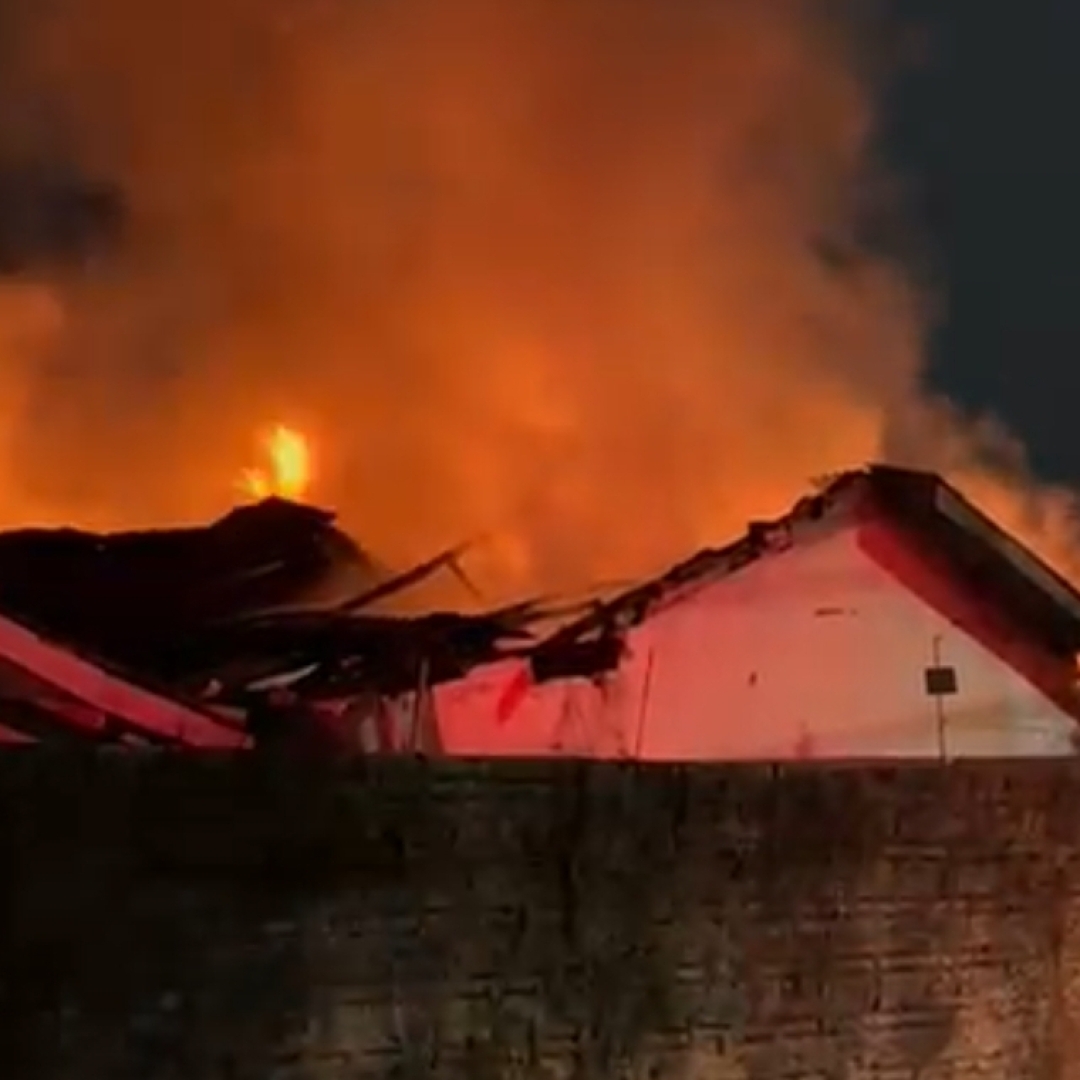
[0, 0, 1074, 598]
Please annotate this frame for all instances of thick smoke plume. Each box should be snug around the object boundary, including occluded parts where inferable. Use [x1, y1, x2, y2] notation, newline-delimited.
[0, 0, 1076, 598]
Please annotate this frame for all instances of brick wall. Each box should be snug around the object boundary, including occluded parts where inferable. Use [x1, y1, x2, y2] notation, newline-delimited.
[2, 754, 1080, 1079]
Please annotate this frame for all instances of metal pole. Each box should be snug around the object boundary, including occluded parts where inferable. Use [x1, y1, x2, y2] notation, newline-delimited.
[932, 634, 946, 761]
[632, 648, 655, 759]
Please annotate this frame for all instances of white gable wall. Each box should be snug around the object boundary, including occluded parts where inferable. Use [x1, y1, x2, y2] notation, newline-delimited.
[631, 524, 1076, 759]
[435, 523, 1078, 759]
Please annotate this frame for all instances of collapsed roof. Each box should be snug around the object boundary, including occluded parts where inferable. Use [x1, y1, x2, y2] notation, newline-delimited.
[0, 497, 559, 746]
[0, 464, 1078, 751]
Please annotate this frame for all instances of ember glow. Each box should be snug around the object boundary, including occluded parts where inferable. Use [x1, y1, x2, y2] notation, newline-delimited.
[238, 425, 312, 503]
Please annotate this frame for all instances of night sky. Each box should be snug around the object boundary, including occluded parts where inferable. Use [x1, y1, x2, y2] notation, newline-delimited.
[885, 0, 1080, 488]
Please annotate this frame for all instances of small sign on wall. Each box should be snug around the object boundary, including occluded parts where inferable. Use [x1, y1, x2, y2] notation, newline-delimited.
[924, 665, 958, 697]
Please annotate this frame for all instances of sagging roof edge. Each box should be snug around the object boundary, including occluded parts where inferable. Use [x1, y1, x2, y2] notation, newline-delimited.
[545, 465, 1080, 655]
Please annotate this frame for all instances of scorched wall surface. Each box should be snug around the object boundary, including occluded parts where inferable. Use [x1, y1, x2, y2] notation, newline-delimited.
[3, 755, 1080, 1079]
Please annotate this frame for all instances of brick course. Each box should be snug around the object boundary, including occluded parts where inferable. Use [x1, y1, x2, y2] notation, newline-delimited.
[1, 755, 1079, 1078]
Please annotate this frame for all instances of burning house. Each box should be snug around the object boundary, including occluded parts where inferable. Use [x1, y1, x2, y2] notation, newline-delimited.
[0, 464, 1078, 760]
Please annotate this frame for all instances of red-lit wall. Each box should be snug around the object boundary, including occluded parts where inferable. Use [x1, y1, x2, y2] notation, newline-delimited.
[435, 523, 1078, 760]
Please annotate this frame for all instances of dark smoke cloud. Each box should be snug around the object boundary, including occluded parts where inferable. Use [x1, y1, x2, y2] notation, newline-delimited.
[0, 162, 123, 272]
[0, 0, 1075, 599]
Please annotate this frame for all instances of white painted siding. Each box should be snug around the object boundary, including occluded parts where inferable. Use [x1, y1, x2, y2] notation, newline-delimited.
[434, 524, 1078, 760]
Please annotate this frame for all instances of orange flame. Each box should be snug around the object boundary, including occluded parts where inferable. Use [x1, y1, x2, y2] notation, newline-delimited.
[238, 424, 312, 502]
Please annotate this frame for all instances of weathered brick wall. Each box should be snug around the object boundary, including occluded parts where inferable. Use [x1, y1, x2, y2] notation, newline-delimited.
[1, 754, 1080, 1079]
